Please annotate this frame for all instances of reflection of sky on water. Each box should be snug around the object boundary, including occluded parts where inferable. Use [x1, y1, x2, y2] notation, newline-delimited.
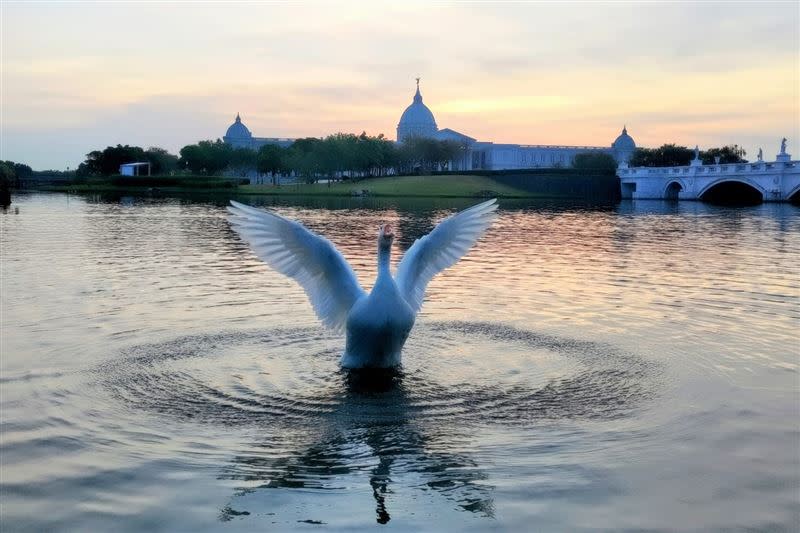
[1, 193, 798, 531]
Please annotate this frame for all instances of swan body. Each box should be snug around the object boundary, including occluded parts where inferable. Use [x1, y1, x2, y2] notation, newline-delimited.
[343, 277, 415, 369]
[342, 234, 416, 369]
[228, 198, 498, 369]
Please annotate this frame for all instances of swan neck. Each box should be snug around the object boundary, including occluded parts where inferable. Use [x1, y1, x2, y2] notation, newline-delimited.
[377, 244, 392, 279]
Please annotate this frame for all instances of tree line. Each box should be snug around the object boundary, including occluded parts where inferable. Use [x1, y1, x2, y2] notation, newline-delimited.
[629, 144, 747, 167]
[0, 161, 33, 204]
[0, 160, 33, 187]
[35, 139, 753, 184]
[74, 133, 465, 183]
[76, 145, 180, 176]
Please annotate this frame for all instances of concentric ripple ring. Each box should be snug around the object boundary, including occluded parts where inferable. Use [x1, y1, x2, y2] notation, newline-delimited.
[99, 321, 660, 428]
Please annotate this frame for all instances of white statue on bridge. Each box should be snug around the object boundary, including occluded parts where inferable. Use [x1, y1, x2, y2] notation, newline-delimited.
[694, 145, 700, 160]
[776, 138, 791, 163]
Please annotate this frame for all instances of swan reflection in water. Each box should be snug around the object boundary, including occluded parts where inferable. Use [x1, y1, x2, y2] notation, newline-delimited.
[218, 369, 494, 524]
[104, 323, 655, 525]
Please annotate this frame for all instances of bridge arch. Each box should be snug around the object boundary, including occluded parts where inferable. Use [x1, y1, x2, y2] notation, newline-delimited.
[788, 183, 800, 204]
[698, 178, 764, 205]
[664, 180, 685, 200]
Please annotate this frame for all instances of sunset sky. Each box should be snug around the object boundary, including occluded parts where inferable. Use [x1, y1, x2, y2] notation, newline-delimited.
[2, 2, 798, 170]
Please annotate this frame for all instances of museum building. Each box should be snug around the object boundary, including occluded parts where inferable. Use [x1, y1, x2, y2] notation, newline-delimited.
[223, 81, 636, 171]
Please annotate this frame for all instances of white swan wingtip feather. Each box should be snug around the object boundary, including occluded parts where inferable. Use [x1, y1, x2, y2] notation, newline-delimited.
[226, 200, 365, 333]
[228, 200, 271, 217]
[394, 198, 499, 315]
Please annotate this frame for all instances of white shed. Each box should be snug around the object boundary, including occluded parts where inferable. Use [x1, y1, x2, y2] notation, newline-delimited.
[119, 162, 151, 176]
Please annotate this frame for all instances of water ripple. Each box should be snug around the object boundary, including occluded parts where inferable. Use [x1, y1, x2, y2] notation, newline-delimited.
[98, 322, 660, 429]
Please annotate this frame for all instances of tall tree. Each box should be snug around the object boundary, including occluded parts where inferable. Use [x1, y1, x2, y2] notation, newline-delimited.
[0, 161, 16, 188]
[145, 147, 179, 174]
[179, 140, 232, 175]
[1, 160, 32, 186]
[80, 144, 147, 175]
[229, 148, 257, 177]
[572, 152, 618, 174]
[630, 143, 748, 167]
[701, 145, 747, 164]
[257, 144, 286, 184]
[377, 135, 397, 176]
[286, 138, 325, 182]
[630, 144, 694, 167]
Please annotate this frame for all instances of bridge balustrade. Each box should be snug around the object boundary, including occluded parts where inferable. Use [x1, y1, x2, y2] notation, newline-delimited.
[617, 157, 799, 202]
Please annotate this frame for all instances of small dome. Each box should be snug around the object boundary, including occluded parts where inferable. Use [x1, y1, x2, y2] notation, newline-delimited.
[397, 80, 438, 142]
[612, 125, 636, 151]
[612, 125, 636, 163]
[225, 113, 252, 139]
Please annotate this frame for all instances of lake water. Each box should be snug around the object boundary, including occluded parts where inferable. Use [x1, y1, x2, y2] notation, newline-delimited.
[2, 192, 798, 532]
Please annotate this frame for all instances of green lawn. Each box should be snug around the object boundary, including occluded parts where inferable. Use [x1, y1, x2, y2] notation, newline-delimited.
[37, 174, 567, 199]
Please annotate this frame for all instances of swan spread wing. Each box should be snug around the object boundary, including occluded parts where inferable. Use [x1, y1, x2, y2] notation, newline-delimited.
[395, 198, 498, 314]
[228, 200, 365, 332]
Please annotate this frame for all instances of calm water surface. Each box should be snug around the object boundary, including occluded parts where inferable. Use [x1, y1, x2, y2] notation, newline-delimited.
[2, 193, 798, 531]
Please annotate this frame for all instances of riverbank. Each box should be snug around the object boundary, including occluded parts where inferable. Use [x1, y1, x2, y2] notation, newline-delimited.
[34, 173, 617, 200]
[36, 174, 536, 198]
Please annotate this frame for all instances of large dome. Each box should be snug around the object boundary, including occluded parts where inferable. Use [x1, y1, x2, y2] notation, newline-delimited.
[397, 81, 438, 142]
[612, 125, 636, 163]
[224, 113, 252, 140]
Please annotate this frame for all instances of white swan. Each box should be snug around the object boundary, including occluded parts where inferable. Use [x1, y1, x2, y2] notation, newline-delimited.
[228, 199, 498, 369]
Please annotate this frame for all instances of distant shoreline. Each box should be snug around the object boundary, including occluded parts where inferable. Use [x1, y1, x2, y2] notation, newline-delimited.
[29, 173, 619, 201]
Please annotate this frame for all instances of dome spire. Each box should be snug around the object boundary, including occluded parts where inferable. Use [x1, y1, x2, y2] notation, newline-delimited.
[235, 112, 241, 123]
[413, 77, 422, 104]
[397, 76, 438, 142]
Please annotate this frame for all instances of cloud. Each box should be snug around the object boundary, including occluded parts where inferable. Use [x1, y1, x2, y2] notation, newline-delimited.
[2, 2, 797, 169]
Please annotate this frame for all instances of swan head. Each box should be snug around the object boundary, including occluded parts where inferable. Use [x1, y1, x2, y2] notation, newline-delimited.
[378, 224, 394, 250]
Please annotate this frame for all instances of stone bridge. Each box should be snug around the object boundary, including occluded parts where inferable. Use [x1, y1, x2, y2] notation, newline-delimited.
[618, 154, 800, 203]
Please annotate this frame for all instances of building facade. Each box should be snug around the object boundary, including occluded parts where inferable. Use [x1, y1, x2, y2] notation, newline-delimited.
[396, 80, 636, 170]
[223, 81, 637, 171]
[222, 113, 294, 150]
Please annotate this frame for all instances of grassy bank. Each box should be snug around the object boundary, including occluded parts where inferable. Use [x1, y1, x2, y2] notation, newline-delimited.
[38, 175, 239, 193]
[36, 173, 614, 199]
